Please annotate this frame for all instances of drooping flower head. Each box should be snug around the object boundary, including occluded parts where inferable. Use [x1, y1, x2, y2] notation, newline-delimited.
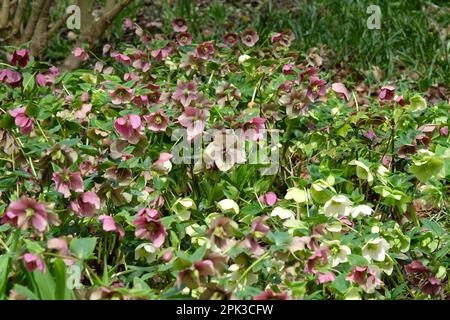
[0, 69, 23, 87]
[306, 76, 327, 101]
[9, 107, 34, 135]
[2, 197, 49, 232]
[378, 86, 396, 101]
[98, 215, 125, 238]
[242, 117, 265, 141]
[70, 192, 100, 217]
[178, 106, 208, 140]
[52, 168, 84, 198]
[114, 114, 143, 144]
[241, 29, 259, 47]
[72, 47, 89, 61]
[271, 30, 295, 48]
[132, 208, 167, 247]
[144, 110, 169, 132]
[346, 266, 383, 293]
[253, 289, 289, 300]
[10, 49, 30, 68]
[36, 66, 59, 87]
[22, 253, 45, 272]
[172, 17, 188, 32]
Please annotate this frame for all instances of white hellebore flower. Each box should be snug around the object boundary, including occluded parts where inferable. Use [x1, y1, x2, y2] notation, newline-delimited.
[135, 243, 157, 263]
[285, 187, 308, 203]
[271, 206, 295, 220]
[350, 205, 373, 218]
[238, 54, 251, 64]
[325, 240, 351, 267]
[362, 237, 390, 262]
[322, 194, 352, 217]
[172, 197, 196, 221]
[217, 199, 239, 214]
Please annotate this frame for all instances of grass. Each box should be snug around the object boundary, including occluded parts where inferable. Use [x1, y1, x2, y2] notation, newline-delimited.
[164, 0, 449, 91]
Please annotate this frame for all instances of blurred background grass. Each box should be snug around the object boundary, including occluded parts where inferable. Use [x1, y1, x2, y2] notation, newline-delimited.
[45, 0, 449, 91]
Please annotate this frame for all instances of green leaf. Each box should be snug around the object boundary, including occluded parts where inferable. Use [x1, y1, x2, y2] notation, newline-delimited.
[12, 284, 39, 300]
[70, 237, 97, 260]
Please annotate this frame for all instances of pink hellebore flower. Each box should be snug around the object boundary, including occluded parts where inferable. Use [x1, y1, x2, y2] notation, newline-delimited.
[109, 85, 134, 105]
[306, 76, 327, 101]
[253, 289, 289, 300]
[271, 30, 295, 48]
[346, 266, 383, 293]
[404, 260, 431, 274]
[98, 215, 125, 238]
[152, 152, 173, 174]
[282, 63, 295, 75]
[172, 17, 188, 32]
[111, 52, 132, 65]
[114, 114, 143, 144]
[317, 271, 336, 284]
[52, 168, 84, 198]
[72, 47, 89, 61]
[172, 81, 197, 107]
[144, 110, 169, 132]
[47, 238, 73, 266]
[176, 32, 193, 46]
[10, 49, 30, 68]
[2, 197, 49, 232]
[304, 248, 329, 274]
[223, 33, 240, 47]
[0, 69, 23, 87]
[132, 208, 167, 247]
[378, 86, 395, 101]
[258, 192, 278, 206]
[23, 253, 45, 272]
[241, 29, 259, 47]
[178, 106, 208, 140]
[331, 82, 350, 101]
[70, 192, 100, 217]
[195, 41, 215, 60]
[9, 107, 34, 135]
[421, 277, 441, 297]
[36, 66, 59, 87]
[243, 117, 265, 141]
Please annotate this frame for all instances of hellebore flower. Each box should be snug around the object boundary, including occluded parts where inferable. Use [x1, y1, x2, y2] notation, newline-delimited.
[271, 30, 295, 48]
[172, 81, 197, 107]
[404, 260, 431, 274]
[350, 205, 373, 218]
[70, 192, 100, 217]
[306, 76, 327, 101]
[111, 52, 132, 65]
[178, 106, 208, 140]
[10, 49, 30, 68]
[204, 130, 246, 171]
[47, 238, 73, 266]
[242, 117, 265, 141]
[72, 47, 89, 61]
[322, 195, 352, 217]
[176, 32, 193, 46]
[215, 82, 241, 107]
[282, 63, 295, 75]
[52, 168, 84, 198]
[1, 197, 50, 233]
[258, 192, 278, 206]
[114, 114, 143, 144]
[195, 41, 215, 60]
[324, 240, 351, 267]
[304, 248, 329, 274]
[378, 86, 396, 101]
[271, 206, 294, 220]
[172, 17, 188, 32]
[241, 29, 259, 47]
[206, 217, 237, 249]
[331, 82, 350, 101]
[144, 110, 169, 132]
[0, 69, 23, 87]
[253, 289, 289, 300]
[223, 33, 240, 47]
[36, 66, 59, 87]
[151, 42, 176, 62]
[22, 253, 45, 272]
[362, 237, 390, 262]
[9, 107, 34, 135]
[98, 215, 125, 238]
[421, 277, 441, 296]
[152, 152, 173, 174]
[132, 208, 167, 247]
[217, 199, 239, 215]
[317, 271, 336, 284]
[346, 266, 383, 293]
[109, 85, 134, 105]
[135, 243, 157, 263]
